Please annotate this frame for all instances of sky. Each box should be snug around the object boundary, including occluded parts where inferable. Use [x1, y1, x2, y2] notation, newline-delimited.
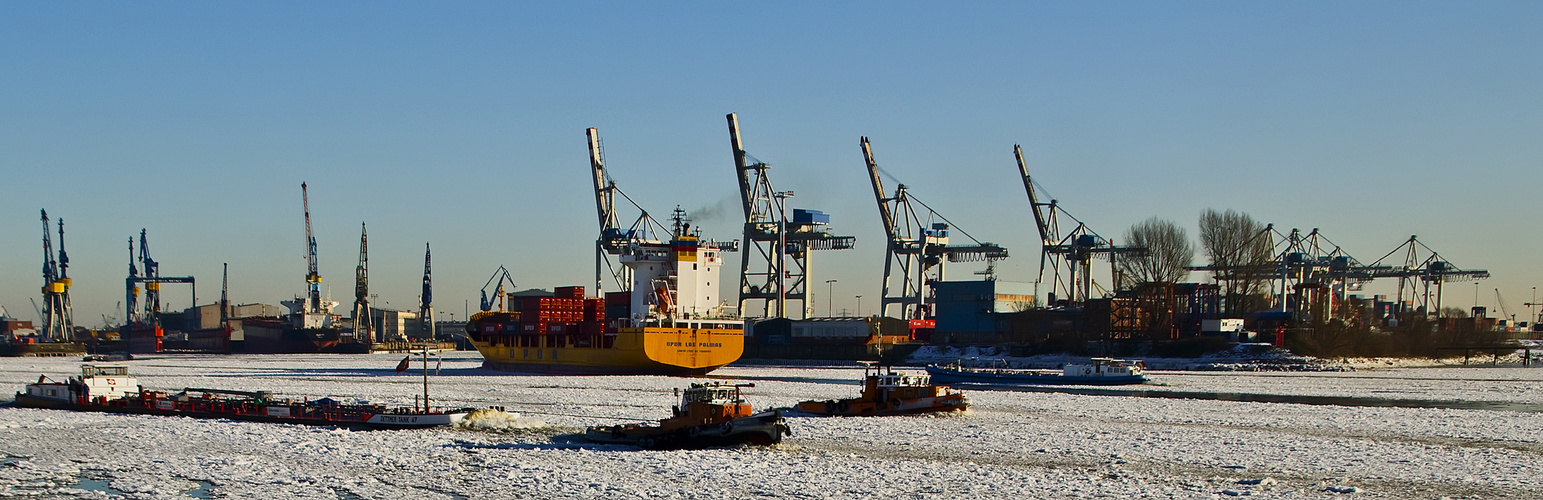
[2, 2, 1540, 327]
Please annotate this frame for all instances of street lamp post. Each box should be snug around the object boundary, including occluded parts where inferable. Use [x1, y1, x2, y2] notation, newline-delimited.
[826, 280, 837, 317]
[773, 191, 795, 318]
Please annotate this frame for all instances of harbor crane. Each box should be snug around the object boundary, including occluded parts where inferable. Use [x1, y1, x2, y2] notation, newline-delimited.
[352, 223, 373, 344]
[302, 182, 322, 314]
[39, 210, 73, 341]
[478, 266, 518, 312]
[727, 113, 854, 319]
[1013, 145, 1143, 307]
[1494, 289, 1515, 324]
[588, 127, 664, 294]
[860, 137, 1008, 320]
[124, 229, 195, 351]
[420, 243, 434, 341]
[282, 182, 338, 330]
[1364, 235, 1488, 318]
[219, 263, 230, 332]
[587, 127, 734, 295]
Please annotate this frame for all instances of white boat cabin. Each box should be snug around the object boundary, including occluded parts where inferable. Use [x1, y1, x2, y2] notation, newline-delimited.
[1061, 358, 1145, 378]
[23, 365, 140, 402]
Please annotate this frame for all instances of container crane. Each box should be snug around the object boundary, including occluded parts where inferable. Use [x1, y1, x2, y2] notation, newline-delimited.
[1013, 145, 1143, 307]
[727, 113, 854, 319]
[586, 127, 708, 294]
[860, 137, 1008, 320]
[1364, 235, 1488, 318]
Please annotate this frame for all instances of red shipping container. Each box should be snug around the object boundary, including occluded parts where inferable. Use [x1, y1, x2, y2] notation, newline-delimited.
[554, 286, 585, 299]
[606, 291, 630, 306]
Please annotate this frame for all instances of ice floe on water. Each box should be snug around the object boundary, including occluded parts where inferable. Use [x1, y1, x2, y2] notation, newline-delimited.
[0, 352, 1539, 498]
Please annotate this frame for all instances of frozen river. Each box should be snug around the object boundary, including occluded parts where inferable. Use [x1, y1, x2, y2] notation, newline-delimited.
[1, 352, 1539, 499]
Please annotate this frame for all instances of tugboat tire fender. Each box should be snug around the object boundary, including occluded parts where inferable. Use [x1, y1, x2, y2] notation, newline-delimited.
[720, 421, 734, 433]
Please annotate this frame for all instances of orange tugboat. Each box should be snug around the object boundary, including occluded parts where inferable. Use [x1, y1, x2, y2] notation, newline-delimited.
[796, 363, 969, 416]
[585, 382, 790, 450]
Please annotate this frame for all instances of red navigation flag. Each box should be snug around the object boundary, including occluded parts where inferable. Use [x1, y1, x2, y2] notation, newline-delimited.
[394, 355, 411, 373]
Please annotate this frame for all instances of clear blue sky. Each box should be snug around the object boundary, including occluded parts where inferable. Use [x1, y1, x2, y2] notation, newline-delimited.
[3, 2, 1541, 325]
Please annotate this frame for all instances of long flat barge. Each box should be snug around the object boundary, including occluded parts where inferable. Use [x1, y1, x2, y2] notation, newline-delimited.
[14, 365, 471, 429]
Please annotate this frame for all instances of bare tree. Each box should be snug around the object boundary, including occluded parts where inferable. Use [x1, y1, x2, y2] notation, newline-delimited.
[1199, 208, 1273, 316]
[1117, 217, 1193, 284]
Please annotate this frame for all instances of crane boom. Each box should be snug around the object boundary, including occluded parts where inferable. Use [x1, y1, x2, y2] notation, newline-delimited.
[860, 137, 898, 243]
[301, 183, 321, 313]
[1014, 145, 1052, 246]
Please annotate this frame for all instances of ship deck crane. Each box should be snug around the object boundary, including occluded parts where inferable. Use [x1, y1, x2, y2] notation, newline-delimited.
[728, 113, 855, 319]
[861, 137, 1008, 320]
[1014, 145, 1143, 307]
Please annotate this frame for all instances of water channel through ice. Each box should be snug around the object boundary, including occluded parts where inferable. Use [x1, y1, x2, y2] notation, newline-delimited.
[0, 352, 1539, 499]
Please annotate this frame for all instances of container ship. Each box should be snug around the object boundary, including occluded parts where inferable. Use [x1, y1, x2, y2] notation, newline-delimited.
[466, 214, 744, 376]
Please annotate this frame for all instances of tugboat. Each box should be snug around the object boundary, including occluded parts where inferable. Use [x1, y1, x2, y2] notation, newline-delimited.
[796, 363, 969, 416]
[585, 382, 790, 450]
[14, 364, 474, 429]
[926, 357, 1150, 386]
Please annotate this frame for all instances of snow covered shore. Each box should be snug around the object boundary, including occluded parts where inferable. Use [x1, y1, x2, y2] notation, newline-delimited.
[1, 353, 1539, 498]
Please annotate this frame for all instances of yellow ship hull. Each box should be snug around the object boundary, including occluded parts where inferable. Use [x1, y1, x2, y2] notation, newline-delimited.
[470, 326, 744, 376]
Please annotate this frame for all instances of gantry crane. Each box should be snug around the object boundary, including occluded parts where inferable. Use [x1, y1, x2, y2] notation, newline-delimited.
[352, 222, 373, 344]
[38, 210, 73, 341]
[1013, 145, 1143, 307]
[860, 137, 1008, 320]
[123, 229, 195, 351]
[587, 127, 710, 294]
[1364, 235, 1488, 318]
[727, 113, 855, 319]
